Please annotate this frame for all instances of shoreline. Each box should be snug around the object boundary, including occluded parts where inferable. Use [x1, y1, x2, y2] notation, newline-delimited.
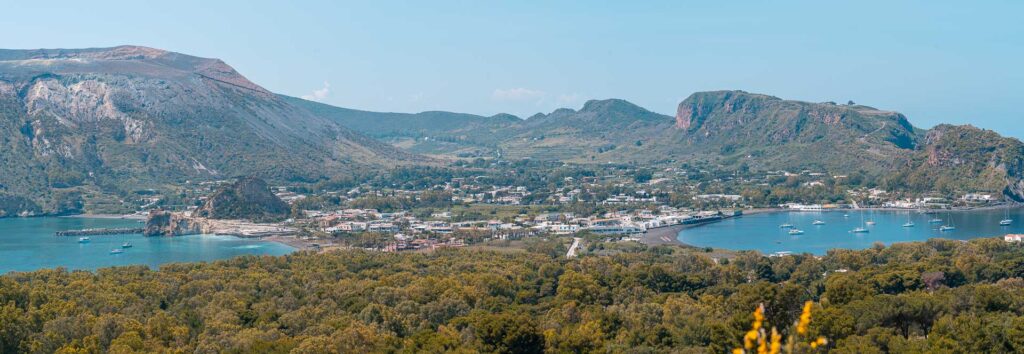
[59, 213, 146, 220]
[261, 235, 319, 250]
[640, 208, 780, 247]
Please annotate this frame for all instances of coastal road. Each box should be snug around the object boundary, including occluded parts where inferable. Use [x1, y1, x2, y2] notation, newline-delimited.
[567, 237, 582, 258]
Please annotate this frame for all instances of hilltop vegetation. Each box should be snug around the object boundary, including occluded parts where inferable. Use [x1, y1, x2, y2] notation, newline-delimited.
[194, 177, 289, 222]
[1, 238, 1023, 353]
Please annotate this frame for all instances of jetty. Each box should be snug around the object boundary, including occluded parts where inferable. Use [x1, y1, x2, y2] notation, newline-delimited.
[55, 228, 144, 237]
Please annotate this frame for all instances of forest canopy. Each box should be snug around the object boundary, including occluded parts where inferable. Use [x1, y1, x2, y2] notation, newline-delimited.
[1, 237, 1024, 353]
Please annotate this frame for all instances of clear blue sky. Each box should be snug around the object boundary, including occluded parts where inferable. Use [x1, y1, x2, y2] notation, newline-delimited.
[4, 1, 1023, 138]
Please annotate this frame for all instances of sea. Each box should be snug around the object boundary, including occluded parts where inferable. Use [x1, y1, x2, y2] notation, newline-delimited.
[0, 216, 295, 273]
[678, 208, 1024, 255]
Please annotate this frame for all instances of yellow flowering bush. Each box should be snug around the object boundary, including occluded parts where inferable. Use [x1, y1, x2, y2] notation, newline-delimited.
[733, 301, 828, 354]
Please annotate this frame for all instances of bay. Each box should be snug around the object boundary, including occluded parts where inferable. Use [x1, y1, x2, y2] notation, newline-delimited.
[678, 208, 1024, 255]
[0, 217, 295, 273]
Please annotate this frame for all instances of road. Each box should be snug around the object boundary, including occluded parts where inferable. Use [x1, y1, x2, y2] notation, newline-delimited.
[566, 237, 582, 258]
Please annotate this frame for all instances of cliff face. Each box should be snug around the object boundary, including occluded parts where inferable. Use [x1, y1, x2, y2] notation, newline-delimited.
[194, 177, 289, 222]
[144, 209, 206, 237]
[899, 124, 1024, 200]
[674, 91, 918, 149]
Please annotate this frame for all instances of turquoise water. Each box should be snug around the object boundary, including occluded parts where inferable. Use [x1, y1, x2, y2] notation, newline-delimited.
[0, 217, 295, 273]
[678, 208, 1024, 255]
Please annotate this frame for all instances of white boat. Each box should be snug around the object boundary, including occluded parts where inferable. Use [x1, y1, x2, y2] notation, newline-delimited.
[843, 214, 850, 218]
[812, 220, 826, 225]
[779, 223, 794, 229]
[902, 213, 914, 228]
[78, 237, 90, 243]
[110, 248, 124, 254]
[865, 220, 876, 226]
[788, 229, 805, 235]
[852, 210, 870, 233]
[121, 242, 133, 248]
[1000, 208, 1012, 226]
[928, 218, 943, 224]
[939, 212, 956, 231]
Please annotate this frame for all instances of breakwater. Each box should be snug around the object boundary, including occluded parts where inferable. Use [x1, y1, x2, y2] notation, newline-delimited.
[55, 228, 144, 237]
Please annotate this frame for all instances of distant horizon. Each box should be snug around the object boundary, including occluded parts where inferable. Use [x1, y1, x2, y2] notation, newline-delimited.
[2, 1, 1022, 139]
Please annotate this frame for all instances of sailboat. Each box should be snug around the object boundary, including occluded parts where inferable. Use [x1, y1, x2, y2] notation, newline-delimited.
[1000, 207, 1013, 226]
[851, 212, 869, 233]
[902, 213, 915, 227]
[865, 210, 876, 225]
[788, 229, 805, 235]
[939, 212, 956, 231]
[812, 220, 826, 225]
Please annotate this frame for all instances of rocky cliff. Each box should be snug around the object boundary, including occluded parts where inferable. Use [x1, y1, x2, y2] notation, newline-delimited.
[894, 124, 1024, 200]
[143, 209, 206, 237]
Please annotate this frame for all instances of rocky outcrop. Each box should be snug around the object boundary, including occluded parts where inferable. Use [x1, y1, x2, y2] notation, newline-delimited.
[903, 124, 1024, 201]
[194, 177, 289, 222]
[144, 209, 206, 237]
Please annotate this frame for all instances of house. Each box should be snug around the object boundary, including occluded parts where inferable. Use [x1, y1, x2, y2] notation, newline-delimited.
[1005, 234, 1024, 242]
[962, 193, 995, 203]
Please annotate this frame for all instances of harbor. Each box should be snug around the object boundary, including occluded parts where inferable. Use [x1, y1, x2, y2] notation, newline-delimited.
[676, 208, 1023, 255]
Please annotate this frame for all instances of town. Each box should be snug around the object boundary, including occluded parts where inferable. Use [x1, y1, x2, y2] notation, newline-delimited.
[124, 159, 1020, 255]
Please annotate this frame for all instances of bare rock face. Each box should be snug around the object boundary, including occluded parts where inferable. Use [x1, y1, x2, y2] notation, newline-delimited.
[194, 177, 289, 222]
[144, 209, 205, 237]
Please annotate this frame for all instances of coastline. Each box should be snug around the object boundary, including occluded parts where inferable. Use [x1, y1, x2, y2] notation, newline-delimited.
[261, 235, 318, 250]
[60, 213, 146, 220]
[640, 208, 780, 247]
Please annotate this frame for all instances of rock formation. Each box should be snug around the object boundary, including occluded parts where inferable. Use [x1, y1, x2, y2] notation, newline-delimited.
[194, 177, 290, 222]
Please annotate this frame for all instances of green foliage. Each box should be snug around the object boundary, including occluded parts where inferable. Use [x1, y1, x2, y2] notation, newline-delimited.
[0, 238, 1023, 352]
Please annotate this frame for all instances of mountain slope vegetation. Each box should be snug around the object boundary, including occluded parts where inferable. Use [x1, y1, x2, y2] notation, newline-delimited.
[0, 46, 418, 214]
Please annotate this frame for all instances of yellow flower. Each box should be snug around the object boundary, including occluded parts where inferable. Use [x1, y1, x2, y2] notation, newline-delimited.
[768, 328, 782, 354]
[744, 330, 758, 349]
[757, 328, 768, 354]
[733, 348, 744, 354]
[797, 301, 813, 335]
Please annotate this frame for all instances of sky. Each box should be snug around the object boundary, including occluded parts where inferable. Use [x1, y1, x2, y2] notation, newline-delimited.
[3, 0, 1023, 138]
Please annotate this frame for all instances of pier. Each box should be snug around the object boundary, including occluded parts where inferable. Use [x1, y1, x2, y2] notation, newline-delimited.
[55, 228, 144, 237]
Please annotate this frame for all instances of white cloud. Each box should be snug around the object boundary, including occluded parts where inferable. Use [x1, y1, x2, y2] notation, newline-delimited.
[492, 88, 546, 102]
[301, 81, 331, 101]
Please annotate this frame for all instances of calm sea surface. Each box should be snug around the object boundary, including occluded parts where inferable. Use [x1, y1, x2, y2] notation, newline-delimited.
[678, 208, 1024, 255]
[0, 217, 294, 273]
